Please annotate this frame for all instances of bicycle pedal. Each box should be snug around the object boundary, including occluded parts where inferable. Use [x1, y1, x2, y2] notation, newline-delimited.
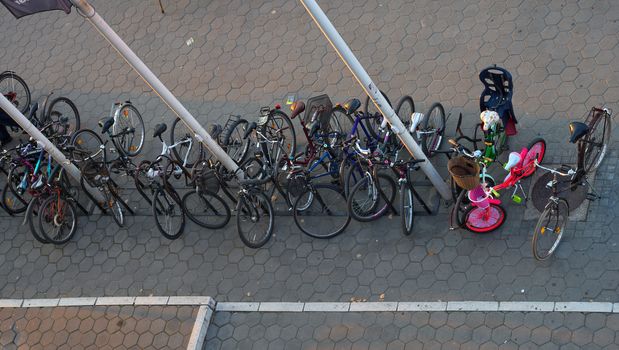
[585, 193, 598, 201]
[511, 195, 522, 204]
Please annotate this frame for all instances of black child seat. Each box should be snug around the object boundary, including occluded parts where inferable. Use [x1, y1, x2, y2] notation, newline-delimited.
[568, 122, 589, 144]
[479, 65, 517, 136]
[153, 123, 167, 138]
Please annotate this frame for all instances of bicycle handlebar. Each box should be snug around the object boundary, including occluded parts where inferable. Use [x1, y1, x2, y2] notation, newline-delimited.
[239, 174, 272, 187]
[533, 159, 575, 177]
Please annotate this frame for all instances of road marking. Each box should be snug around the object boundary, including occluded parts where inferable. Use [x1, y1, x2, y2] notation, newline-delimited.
[447, 301, 499, 312]
[303, 302, 350, 312]
[187, 304, 215, 350]
[398, 302, 447, 312]
[554, 302, 613, 313]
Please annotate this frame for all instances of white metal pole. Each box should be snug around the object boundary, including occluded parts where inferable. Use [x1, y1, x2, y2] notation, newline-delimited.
[299, 0, 451, 200]
[69, 0, 240, 176]
[0, 94, 105, 202]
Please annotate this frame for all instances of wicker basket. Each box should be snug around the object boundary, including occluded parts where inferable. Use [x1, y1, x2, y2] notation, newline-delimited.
[448, 156, 480, 190]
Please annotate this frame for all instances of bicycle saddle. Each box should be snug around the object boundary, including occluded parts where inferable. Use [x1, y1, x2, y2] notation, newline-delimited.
[504, 151, 521, 171]
[343, 98, 361, 114]
[99, 117, 115, 134]
[290, 101, 305, 120]
[153, 123, 167, 138]
[568, 122, 589, 144]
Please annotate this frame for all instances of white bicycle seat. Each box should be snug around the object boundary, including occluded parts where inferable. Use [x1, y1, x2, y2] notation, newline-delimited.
[409, 112, 424, 135]
[480, 110, 500, 131]
[504, 152, 521, 171]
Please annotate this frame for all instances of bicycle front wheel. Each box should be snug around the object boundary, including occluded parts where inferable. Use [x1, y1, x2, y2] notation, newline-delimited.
[260, 109, 296, 162]
[395, 95, 415, 130]
[38, 195, 77, 245]
[363, 91, 392, 139]
[26, 196, 49, 244]
[182, 190, 231, 229]
[347, 172, 396, 222]
[170, 117, 204, 168]
[3, 164, 31, 214]
[532, 199, 568, 261]
[221, 118, 251, 164]
[294, 184, 350, 239]
[70, 129, 104, 164]
[583, 112, 611, 172]
[421, 102, 446, 156]
[45, 97, 80, 137]
[113, 104, 145, 156]
[237, 192, 273, 248]
[152, 187, 186, 240]
[463, 203, 506, 233]
[522, 138, 546, 177]
[400, 183, 414, 236]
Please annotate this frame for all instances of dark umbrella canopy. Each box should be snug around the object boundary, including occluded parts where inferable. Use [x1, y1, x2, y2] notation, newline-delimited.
[0, 0, 71, 18]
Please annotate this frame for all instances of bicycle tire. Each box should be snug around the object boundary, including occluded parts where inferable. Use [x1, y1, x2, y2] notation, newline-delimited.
[294, 184, 350, 239]
[462, 202, 506, 233]
[133, 160, 153, 205]
[170, 117, 204, 168]
[421, 102, 446, 156]
[38, 195, 78, 245]
[26, 196, 49, 244]
[3, 164, 31, 214]
[0, 72, 30, 114]
[583, 112, 611, 173]
[331, 106, 356, 139]
[221, 118, 251, 164]
[106, 182, 125, 227]
[152, 187, 185, 240]
[400, 183, 414, 236]
[347, 172, 396, 222]
[237, 191, 273, 248]
[395, 95, 415, 130]
[260, 109, 296, 163]
[340, 158, 367, 198]
[363, 91, 392, 139]
[45, 96, 81, 137]
[522, 138, 546, 178]
[182, 189, 231, 229]
[70, 129, 104, 164]
[113, 104, 145, 157]
[532, 199, 568, 260]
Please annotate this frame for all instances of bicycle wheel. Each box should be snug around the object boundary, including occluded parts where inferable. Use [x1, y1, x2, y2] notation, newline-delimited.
[331, 106, 356, 138]
[363, 91, 392, 139]
[237, 191, 273, 248]
[340, 158, 367, 197]
[105, 182, 125, 227]
[152, 187, 185, 240]
[170, 117, 204, 168]
[3, 164, 31, 214]
[583, 112, 611, 172]
[532, 199, 568, 260]
[294, 184, 350, 239]
[26, 196, 49, 244]
[463, 202, 506, 233]
[347, 172, 396, 222]
[221, 118, 251, 164]
[45, 97, 80, 137]
[38, 195, 77, 245]
[522, 138, 546, 177]
[400, 183, 414, 236]
[260, 109, 296, 162]
[182, 190, 231, 229]
[112, 104, 145, 157]
[421, 102, 446, 156]
[70, 129, 104, 163]
[395, 95, 415, 130]
[0, 72, 30, 114]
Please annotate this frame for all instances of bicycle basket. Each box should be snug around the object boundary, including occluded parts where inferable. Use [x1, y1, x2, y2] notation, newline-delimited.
[194, 165, 220, 193]
[448, 156, 480, 190]
[287, 172, 308, 198]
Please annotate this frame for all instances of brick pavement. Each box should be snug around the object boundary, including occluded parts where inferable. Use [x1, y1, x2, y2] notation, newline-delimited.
[0, 305, 197, 349]
[204, 311, 619, 349]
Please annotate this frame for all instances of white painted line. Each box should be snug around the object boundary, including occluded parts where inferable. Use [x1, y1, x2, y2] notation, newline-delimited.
[95, 296, 136, 306]
[186, 304, 214, 350]
[447, 301, 499, 312]
[554, 302, 613, 313]
[58, 297, 97, 307]
[349, 302, 398, 312]
[134, 296, 169, 305]
[398, 302, 447, 311]
[168, 296, 214, 306]
[499, 301, 554, 312]
[22, 299, 59, 308]
[613, 303, 619, 313]
[216, 302, 260, 312]
[258, 302, 304, 312]
[0, 299, 23, 308]
[303, 302, 350, 312]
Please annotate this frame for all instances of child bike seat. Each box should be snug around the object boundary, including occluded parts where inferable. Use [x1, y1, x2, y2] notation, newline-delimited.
[153, 123, 167, 138]
[479, 65, 517, 135]
[568, 122, 589, 144]
[343, 98, 361, 115]
[504, 151, 521, 171]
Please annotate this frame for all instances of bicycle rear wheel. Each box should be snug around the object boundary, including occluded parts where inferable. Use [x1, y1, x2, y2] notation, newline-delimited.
[170, 117, 204, 168]
[237, 192, 273, 248]
[400, 183, 414, 236]
[522, 138, 546, 177]
[182, 190, 231, 229]
[221, 118, 251, 164]
[294, 184, 350, 239]
[38, 195, 77, 245]
[0, 72, 30, 114]
[70, 129, 104, 163]
[363, 91, 392, 139]
[3, 164, 31, 214]
[152, 187, 185, 240]
[331, 106, 355, 139]
[395, 95, 415, 130]
[260, 109, 296, 162]
[583, 112, 611, 172]
[532, 199, 568, 261]
[26, 196, 49, 244]
[45, 97, 80, 137]
[113, 104, 145, 156]
[421, 102, 446, 156]
[463, 203, 506, 233]
[347, 172, 396, 222]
